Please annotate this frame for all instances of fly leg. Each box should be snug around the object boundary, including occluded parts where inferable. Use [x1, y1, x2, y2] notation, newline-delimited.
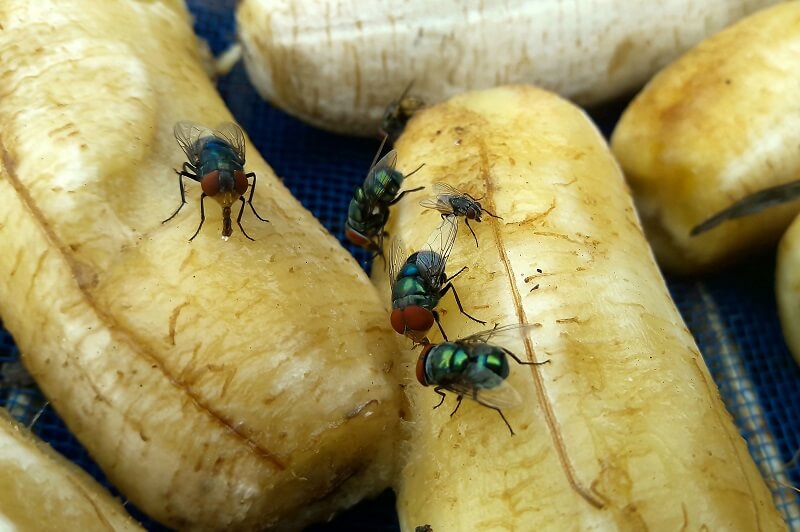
[432, 386, 447, 409]
[482, 207, 503, 220]
[405, 163, 425, 179]
[389, 185, 425, 205]
[244, 172, 269, 222]
[445, 266, 468, 283]
[163, 163, 199, 223]
[236, 196, 255, 241]
[464, 218, 479, 247]
[474, 398, 515, 435]
[502, 347, 550, 366]
[432, 310, 448, 342]
[188, 193, 207, 241]
[449, 395, 463, 417]
[440, 282, 486, 325]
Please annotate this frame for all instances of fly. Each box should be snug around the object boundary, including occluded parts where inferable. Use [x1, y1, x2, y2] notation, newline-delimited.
[416, 324, 549, 435]
[390, 215, 485, 343]
[163, 121, 268, 241]
[345, 135, 424, 258]
[420, 182, 502, 246]
[380, 81, 425, 146]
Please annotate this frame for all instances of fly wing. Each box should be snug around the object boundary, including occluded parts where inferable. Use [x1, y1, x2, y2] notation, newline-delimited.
[419, 195, 454, 215]
[369, 149, 398, 175]
[456, 324, 547, 365]
[458, 323, 538, 346]
[417, 214, 458, 287]
[173, 121, 212, 166]
[214, 122, 247, 164]
[432, 181, 468, 197]
[389, 237, 408, 284]
[395, 80, 416, 104]
[443, 370, 522, 410]
[691, 180, 800, 236]
[363, 148, 399, 200]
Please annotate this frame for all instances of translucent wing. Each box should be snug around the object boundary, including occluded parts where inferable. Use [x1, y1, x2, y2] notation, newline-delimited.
[419, 195, 455, 215]
[362, 149, 399, 201]
[417, 214, 458, 287]
[455, 323, 548, 367]
[395, 80, 416, 105]
[442, 370, 522, 410]
[214, 122, 247, 163]
[432, 181, 471, 198]
[389, 237, 408, 284]
[173, 121, 212, 166]
[369, 149, 398, 175]
[457, 323, 538, 346]
[691, 180, 800, 236]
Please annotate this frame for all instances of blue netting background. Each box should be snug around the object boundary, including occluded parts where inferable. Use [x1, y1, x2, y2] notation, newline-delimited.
[1, 0, 798, 530]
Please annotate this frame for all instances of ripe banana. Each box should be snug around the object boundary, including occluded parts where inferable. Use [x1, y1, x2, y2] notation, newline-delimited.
[0, 1, 399, 529]
[236, 0, 779, 135]
[372, 85, 785, 531]
[0, 409, 141, 531]
[612, 2, 800, 274]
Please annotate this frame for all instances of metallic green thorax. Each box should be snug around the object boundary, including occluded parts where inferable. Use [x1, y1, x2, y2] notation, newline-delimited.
[195, 138, 243, 177]
[425, 343, 509, 388]
[392, 262, 440, 310]
[365, 168, 403, 203]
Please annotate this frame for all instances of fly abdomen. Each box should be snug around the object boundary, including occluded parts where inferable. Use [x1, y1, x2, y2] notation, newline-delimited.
[472, 347, 510, 381]
[347, 195, 368, 225]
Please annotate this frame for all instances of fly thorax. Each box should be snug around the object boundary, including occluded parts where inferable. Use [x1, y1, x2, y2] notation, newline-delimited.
[366, 169, 403, 203]
[427, 344, 468, 383]
[392, 275, 428, 300]
[410, 251, 443, 277]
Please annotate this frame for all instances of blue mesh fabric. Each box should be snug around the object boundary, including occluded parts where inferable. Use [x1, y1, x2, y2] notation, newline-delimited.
[0, 0, 798, 530]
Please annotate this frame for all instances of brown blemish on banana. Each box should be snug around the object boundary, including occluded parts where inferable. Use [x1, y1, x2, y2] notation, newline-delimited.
[475, 130, 606, 509]
[607, 38, 635, 77]
[167, 302, 189, 346]
[1, 149, 288, 471]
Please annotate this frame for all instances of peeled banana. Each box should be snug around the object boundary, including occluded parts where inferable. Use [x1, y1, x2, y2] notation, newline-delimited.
[236, 0, 779, 136]
[612, 2, 800, 274]
[777, 217, 800, 365]
[0, 409, 141, 531]
[372, 85, 785, 531]
[0, 0, 399, 529]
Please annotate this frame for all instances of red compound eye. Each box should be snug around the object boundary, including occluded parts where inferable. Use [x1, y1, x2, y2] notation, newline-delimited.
[390, 308, 406, 334]
[234, 170, 249, 195]
[201, 170, 220, 196]
[416, 345, 433, 386]
[403, 306, 434, 333]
